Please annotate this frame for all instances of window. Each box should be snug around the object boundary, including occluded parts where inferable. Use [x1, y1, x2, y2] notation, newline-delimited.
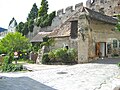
[70, 20, 78, 39]
[107, 43, 111, 54]
[113, 40, 117, 48]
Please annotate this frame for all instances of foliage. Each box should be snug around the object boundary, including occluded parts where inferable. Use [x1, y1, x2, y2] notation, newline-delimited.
[40, 36, 54, 48]
[1, 56, 23, 72]
[116, 15, 120, 31]
[22, 22, 29, 35]
[54, 48, 68, 61]
[27, 3, 38, 20]
[37, 11, 56, 28]
[2, 63, 23, 72]
[42, 48, 77, 64]
[38, 0, 48, 17]
[16, 22, 24, 33]
[31, 42, 41, 52]
[0, 32, 31, 53]
[42, 53, 50, 64]
[16, 3, 38, 35]
[16, 0, 55, 35]
[37, 0, 56, 27]
[118, 62, 120, 67]
[28, 19, 34, 32]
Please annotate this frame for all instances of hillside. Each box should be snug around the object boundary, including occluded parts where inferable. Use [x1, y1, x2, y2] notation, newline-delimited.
[0, 27, 7, 32]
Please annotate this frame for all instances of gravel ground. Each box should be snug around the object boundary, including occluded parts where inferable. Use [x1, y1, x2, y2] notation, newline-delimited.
[0, 58, 120, 90]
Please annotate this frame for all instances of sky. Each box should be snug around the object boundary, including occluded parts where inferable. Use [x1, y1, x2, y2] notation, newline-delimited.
[0, 0, 87, 29]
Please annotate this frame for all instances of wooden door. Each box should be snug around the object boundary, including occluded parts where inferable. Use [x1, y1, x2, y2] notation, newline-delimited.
[96, 42, 100, 56]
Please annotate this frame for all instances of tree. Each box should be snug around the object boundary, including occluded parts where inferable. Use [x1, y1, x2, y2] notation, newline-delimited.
[16, 22, 24, 33]
[0, 32, 31, 53]
[116, 15, 120, 31]
[37, 0, 56, 28]
[38, 0, 49, 17]
[16, 22, 29, 35]
[28, 19, 34, 32]
[27, 3, 38, 20]
[22, 22, 29, 35]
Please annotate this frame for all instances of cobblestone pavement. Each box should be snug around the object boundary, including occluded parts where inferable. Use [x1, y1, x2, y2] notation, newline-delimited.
[0, 58, 120, 90]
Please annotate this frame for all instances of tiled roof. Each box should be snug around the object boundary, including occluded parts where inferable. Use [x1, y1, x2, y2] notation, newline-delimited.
[30, 32, 51, 42]
[85, 7, 118, 24]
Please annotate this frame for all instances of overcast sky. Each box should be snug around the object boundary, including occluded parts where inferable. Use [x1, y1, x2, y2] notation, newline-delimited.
[0, 0, 87, 29]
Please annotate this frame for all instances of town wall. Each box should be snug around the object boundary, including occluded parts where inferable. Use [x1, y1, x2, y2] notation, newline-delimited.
[86, 0, 120, 16]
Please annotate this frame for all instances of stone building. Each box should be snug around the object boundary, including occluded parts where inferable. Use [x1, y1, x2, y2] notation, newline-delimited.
[8, 18, 17, 33]
[31, 2, 120, 63]
[86, 0, 120, 16]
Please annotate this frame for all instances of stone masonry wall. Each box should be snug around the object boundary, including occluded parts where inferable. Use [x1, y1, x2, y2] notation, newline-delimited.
[89, 19, 120, 58]
[29, 2, 84, 40]
[86, 0, 120, 16]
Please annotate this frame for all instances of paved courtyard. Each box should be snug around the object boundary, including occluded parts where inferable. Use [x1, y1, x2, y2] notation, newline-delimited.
[0, 58, 120, 90]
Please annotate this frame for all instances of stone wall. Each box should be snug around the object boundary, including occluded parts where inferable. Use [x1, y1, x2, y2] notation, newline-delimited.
[29, 2, 83, 40]
[27, 26, 52, 40]
[51, 2, 83, 29]
[51, 36, 70, 50]
[89, 19, 120, 58]
[50, 36, 78, 52]
[77, 14, 90, 63]
[86, 0, 120, 16]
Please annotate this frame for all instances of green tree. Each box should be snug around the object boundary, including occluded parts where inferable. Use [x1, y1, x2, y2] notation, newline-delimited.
[38, 0, 48, 17]
[28, 19, 34, 32]
[0, 32, 31, 53]
[16, 22, 24, 33]
[22, 22, 29, 35]
[116, 15, 120, 31]
[27, 3, 38, 20]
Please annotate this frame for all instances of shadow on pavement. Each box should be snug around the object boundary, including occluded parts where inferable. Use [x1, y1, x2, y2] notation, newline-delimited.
[91, 58, 120, 64]
[0, 77, 56, 90]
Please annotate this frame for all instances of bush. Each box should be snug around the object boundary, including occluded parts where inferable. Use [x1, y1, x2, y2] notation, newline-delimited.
[42, 53, 50, 64]
[3, 56, 12, 64]
[118, 62, 120, 67]
[2, 63, 23, 72]
[42, 48, 77, 64]
[1, 55, 23, 72]
[54, 48, 67, 61]
[12, 64, 23, 72]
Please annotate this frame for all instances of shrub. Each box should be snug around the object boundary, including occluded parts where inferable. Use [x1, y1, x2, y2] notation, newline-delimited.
[42, 53, 50, 64]
[67, 48, 77, 62]
[2, 64, 14, 72]
[48, 51, 55, 62]
[118, 62, 120, 67]
[2, 63, 23, 72]
[1, 55, 23, 72]
[3, 56, 12, 64]
[42, 48, 77, 64]
[54, 48, 67, 61]
[12, 64, 23, 72]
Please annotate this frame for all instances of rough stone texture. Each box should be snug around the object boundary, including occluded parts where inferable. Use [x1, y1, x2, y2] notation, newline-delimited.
[88, 19, 120, 58]
[0, 58, 120, 90]
[86, 0, 120, 16]
[29, 2, 84, 40]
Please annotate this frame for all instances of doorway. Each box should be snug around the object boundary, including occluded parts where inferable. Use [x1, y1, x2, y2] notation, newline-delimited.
[96, 42, 106, 57]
